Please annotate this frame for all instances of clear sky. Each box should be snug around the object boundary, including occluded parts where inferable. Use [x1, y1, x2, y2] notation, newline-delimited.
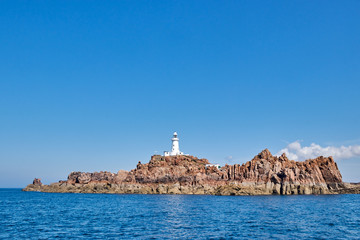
[1, 1, 360, 187]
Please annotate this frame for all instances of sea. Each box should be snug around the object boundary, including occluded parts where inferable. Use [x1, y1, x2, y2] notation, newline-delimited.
[0, 189, 359, 239]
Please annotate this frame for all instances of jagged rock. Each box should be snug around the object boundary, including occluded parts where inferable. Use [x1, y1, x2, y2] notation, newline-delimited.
[33, 178, 42, 186]
[23, 150, 357, 195]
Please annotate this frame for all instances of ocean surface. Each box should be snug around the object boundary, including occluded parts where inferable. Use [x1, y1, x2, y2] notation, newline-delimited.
[0, 189, 359, 239]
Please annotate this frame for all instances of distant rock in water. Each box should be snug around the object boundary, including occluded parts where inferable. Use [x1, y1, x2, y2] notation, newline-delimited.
[23, 149, 360, 195]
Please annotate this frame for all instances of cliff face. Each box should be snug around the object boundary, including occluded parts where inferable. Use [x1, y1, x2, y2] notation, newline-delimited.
[223, 149, 342, 184]
[23, 149, 351, 195]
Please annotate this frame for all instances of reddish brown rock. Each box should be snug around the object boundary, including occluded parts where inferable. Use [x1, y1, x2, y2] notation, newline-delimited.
[23, 149, 352, 195]
[33, 178, 42, 186]
[67, 171, 116, 184]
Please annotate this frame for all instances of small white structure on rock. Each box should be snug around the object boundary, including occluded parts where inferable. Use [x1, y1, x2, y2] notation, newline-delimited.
[205, 164, 221, 169]
[164, 132, 186, 156]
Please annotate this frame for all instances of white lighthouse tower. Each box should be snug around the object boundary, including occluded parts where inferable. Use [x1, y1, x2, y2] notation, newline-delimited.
[164, 132, 185, 156]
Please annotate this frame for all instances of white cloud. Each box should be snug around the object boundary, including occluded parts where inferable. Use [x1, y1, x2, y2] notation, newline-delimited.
[224, 156, 234, 163]
[276, 141, 360, 161]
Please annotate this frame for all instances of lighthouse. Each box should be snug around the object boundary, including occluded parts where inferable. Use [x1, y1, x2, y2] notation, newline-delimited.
[164, 132, 185, 156]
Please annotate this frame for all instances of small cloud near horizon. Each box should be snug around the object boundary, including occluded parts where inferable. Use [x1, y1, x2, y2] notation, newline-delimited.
[276, 141, 360, 161]
[224, 156, 234, 163]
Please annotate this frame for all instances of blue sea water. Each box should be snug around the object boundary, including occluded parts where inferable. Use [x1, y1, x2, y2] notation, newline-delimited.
[0, 189, 359, 239]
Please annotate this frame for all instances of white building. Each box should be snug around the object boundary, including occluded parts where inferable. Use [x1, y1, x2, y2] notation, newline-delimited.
[164, 132, 186, 156]
[205, 164, 221, 169]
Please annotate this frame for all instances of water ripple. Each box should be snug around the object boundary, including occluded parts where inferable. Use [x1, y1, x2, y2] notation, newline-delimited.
[0, 190, 360, 239]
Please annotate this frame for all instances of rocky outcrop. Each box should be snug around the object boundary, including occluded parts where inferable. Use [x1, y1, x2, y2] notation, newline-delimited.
[33, 178, 42, 186]
[23, 149, 355, 195]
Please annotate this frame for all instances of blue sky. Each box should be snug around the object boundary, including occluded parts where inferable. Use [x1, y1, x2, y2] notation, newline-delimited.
[1, 1, 360, 187]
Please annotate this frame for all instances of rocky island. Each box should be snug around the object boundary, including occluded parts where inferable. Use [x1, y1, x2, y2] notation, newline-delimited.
[23, 149, 360, 195]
